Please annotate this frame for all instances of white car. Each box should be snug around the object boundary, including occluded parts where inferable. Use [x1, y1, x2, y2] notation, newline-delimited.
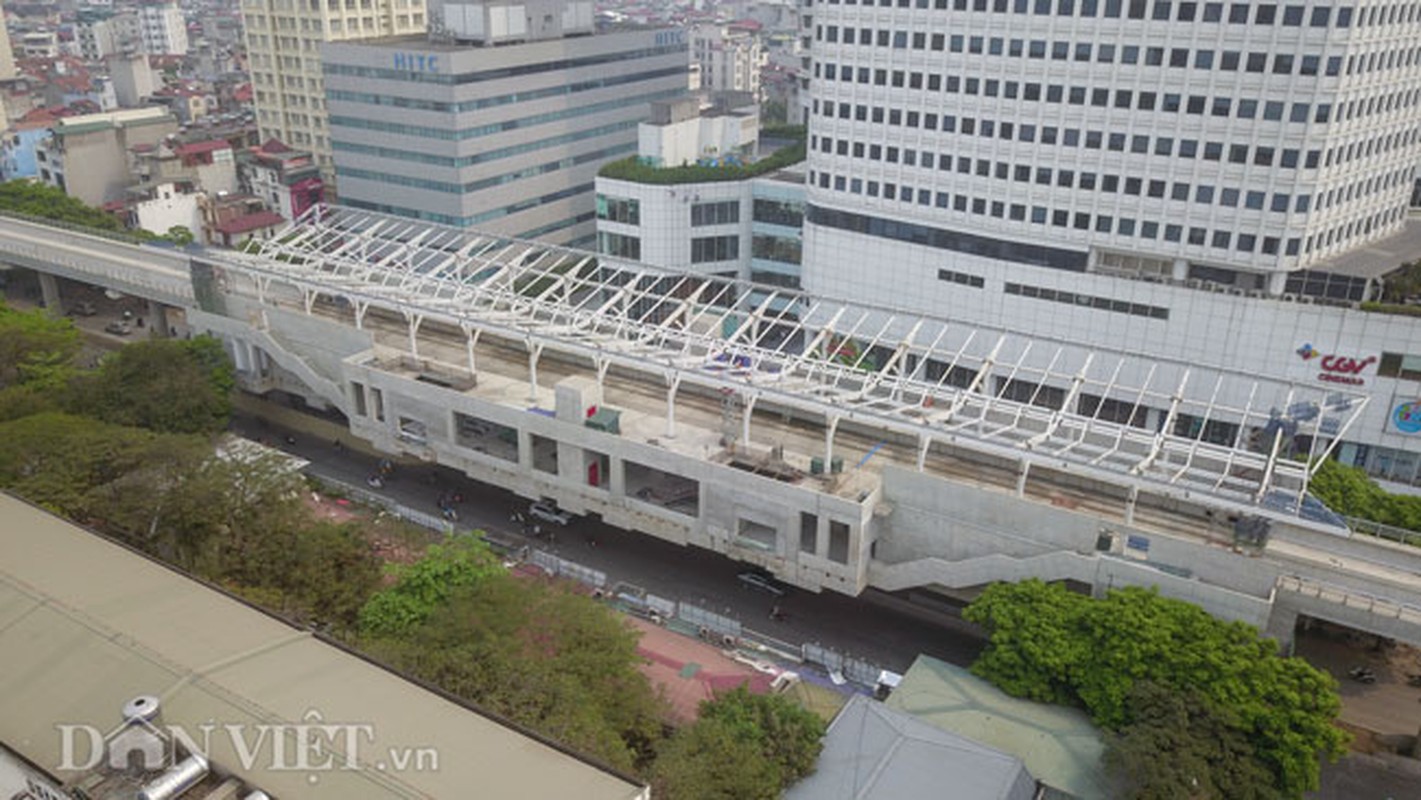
[528, 501, 574, 526]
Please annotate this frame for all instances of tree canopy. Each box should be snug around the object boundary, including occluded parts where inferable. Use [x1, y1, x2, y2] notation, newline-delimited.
[1104, 681, 1280, 800]
[0, 300, 80, 388]
[652, 686, 826, 800]
[1311, 458, 1421, 536]
[965, 580, 1347, 798]
[68, 335, 235, 434]
[357, 537, 505, 637]
[361, 572, 665, 774]
[0, 179, 128, 232]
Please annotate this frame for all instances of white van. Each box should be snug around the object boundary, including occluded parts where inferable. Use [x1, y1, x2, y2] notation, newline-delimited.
[528, 501, 574, 526]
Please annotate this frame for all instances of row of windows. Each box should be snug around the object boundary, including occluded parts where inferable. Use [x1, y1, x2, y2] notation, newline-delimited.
[816, 66, 1421, 127]
[330, 119, 640, 168]
[692, 235, 741, 263]
[812, 174, 1303, 256]
[752, 198, 806, 228]
[692, 200, 741, 226]
[1005, 281, 1171, 319]
[812, 170, 1407, 258]
[751, 233, 804, 265]
[813, 101, 1420, 176]
[819, 0, 1388, 30]
[599, 230, 641, 260]
[344, 182, 594, 229]
[597, 194, 640, 225]
[807, 204, 1089, 271]
[817, 133, 1418, 215]
[339, 142, 634, 195]
[936, 268, 986, 287]
[322, 44, 687, 85]
[326, 66, 688, 114]
[815, 28, 1420, 81]
[328, 87, 684, 142]
[818, 134, 1313, 212]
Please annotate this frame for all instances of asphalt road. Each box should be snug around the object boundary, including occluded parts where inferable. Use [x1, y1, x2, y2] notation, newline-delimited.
[233, 412, 985, 674]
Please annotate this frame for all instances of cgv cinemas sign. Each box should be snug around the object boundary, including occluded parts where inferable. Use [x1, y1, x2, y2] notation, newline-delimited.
[1296, 343, 1377, 386]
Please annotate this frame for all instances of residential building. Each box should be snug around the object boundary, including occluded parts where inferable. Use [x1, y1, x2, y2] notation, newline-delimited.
[321, 9, 688, 245]
[239, 0, 427, 183]
[239, 137, 324, 222]
[691, 20, 765, 99]
[0, 118, 55, 180]
[138, 0, 189, 55]
[36, 106, 179, 205]
[201, 192, 285, 246]
[108, 51, 157, 106]
[126, 178, 204, 237]
[130, 136, 239, 195]
[19, 32, 60, 60]
[798, 0, 1421, 485]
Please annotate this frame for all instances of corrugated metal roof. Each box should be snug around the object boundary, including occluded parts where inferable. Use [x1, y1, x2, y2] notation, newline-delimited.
[0, 493, 648, 800]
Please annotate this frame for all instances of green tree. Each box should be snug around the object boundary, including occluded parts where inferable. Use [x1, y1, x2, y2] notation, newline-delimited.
[965, 580, 1347, 798]
[652, 716, 784, 800]
[162, 225, 195, 246]
[69, 335, 235, 433]
[1310, 459, 1421, 535]
[0, 412, 162, 519]
[697, 685, 825, 785]
[0, 179, 129, 232]
[651, 687, 825, 800]
[1104, 682, 1281, 800]
[358, 537, 504, 636]
[363, 575, 664, 773]
[0, 299, 81, 388]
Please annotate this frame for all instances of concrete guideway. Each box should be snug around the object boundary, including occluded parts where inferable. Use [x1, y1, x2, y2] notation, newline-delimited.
[8, 209, 1421, 649]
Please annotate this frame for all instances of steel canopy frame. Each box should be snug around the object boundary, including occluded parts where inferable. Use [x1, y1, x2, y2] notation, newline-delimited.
[231, 205, 1368, 518]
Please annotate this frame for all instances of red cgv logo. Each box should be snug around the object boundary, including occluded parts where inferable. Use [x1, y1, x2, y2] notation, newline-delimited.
[1319, 355, 1376, 375]
[1297, 344, 1376, 385]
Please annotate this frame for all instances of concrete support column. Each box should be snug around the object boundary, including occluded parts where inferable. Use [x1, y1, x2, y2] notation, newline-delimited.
[1171, 258, 1189, 281]
[527, 342, 545, 403]
[517, 430, 534, 470]
[38, 272, 61, 316]
[825, 415, 841, 469]
[741, 393, 758, 447]
[146, 300, 170, 338]
[665, 372, 683, 439]
[608, 456, 626, 498]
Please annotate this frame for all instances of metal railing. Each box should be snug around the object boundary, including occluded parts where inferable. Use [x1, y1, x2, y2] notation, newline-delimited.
[1276, 574, 1421, 622]
[1345, 516, 1421, 548]
[307, 474, 455, 535]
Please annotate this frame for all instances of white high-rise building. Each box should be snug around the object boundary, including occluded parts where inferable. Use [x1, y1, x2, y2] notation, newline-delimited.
[691, 21, 766, 99]
[240, 0, 427, 183]
[138, 1, 189, 55]
[798, 2, 1421, 484]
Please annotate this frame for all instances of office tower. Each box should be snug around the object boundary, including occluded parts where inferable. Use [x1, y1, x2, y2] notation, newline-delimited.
[798, 1, 1421, 482]
[240, 0, 427, 183]
[322, 0, 688, 245]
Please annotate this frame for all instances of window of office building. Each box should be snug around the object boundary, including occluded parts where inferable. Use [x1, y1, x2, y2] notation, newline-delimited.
[691, 200, 740, 227]
[595, 194, 639, 225]
[692, 235, 740, 263]
[598, 231, 641, 260]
